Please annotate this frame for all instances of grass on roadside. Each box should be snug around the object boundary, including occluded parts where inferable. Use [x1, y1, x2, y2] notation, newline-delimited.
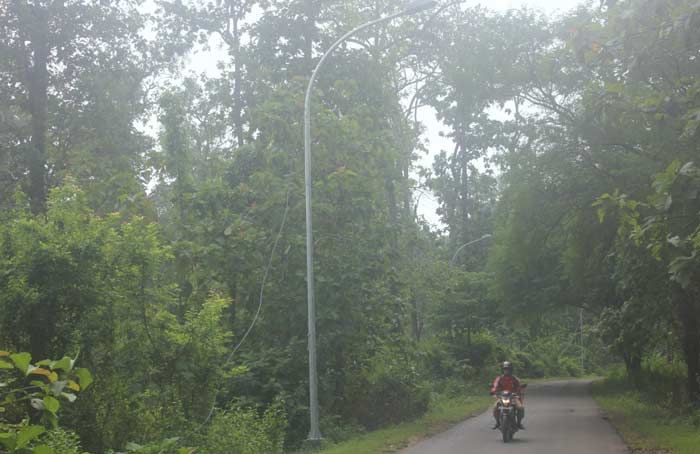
[592, 378, 700, 454]
[314, 393, 491, 454]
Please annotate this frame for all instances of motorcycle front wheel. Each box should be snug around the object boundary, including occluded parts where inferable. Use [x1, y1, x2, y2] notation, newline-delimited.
[500, 417, 511, 442]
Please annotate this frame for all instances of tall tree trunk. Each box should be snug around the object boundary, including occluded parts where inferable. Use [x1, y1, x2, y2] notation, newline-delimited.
[220, 1, 245, 147]
[27, 6, 50, 214]
[627, 353, 642, 384]
[402, 155, 422, 341]
[231, 7, 244, 147]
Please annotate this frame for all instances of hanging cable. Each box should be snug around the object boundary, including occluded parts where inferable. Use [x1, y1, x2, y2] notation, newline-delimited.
[199, 186, 292, 428]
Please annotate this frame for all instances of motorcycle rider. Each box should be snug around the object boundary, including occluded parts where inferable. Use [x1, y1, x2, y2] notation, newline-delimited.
[490, 361, 525, 430]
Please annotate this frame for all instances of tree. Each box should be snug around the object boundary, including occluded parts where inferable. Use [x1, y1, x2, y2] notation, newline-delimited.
[0, 0, 154, 214]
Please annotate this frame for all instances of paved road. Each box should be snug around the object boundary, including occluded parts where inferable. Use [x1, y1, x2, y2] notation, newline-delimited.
[399, 379, 628, 454]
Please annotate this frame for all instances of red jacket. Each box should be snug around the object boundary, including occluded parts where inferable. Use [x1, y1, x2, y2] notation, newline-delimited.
[491, 375, 523, 395]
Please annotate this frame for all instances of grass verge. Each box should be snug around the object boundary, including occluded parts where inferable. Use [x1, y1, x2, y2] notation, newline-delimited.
[316, 394, 491, 454]
[592, 379, 700, 454]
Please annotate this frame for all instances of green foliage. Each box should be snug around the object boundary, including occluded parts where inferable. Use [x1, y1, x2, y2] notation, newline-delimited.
[109, 437, 195, 454]
[346, 346, 430, 430]
[3, 0, 700, 450]
[199, 404, 287, 454]
[319, 389, 491, 454]
[594, 360, 700, 454]
[40, 428, 82, 454]
[0, 351, 92, 427]
[0, 352, 90, 454]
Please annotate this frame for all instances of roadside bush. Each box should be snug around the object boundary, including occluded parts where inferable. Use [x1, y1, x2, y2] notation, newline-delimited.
[200, 403, 287, 454]
[318, 414, 365, 444]
[558, 356, 584, 377]
[462, 332, 502, 370]
[638, 355, 686, 407]
[419, 338, 462, 379]
[41, 428, 83, 454]
[507, 350, 547, 378]
[600, 357, 689, 417]
[348, 346, 430, 430]
[527, 359, 547, 378]
[440, 331, 505, 378]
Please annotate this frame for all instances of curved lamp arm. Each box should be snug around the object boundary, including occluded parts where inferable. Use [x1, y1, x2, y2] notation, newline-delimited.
[450, 234, 493, 265]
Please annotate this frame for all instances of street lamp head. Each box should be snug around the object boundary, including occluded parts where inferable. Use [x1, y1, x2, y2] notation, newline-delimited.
[403, 0, 437, 14]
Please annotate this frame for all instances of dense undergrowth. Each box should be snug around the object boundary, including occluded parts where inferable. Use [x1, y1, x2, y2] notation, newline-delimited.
[314, 381, 492, 454]
[1, 328, 592, 454]
[593, 358, 700, 454]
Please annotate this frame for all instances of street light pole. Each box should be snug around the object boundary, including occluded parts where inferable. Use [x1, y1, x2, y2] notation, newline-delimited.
[303, 0, 435, 445]
[449, 234, 492, 265]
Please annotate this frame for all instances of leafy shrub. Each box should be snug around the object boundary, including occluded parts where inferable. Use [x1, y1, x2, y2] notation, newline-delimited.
[108, 437, 195, 454]
[467, 331, 503, 369]
[41, 428, 82, 454]
[638, 355, 686, 407]
[200, 403, 287, 454]
[419, 338, 462, 379]
[457, 332, 502, 371]
[557, 356, 583, 377]
[348, 346, 430, 430]
[524, 358, 547, 378]
[0, 351, 92, 454]
[318, 414, 364, 444]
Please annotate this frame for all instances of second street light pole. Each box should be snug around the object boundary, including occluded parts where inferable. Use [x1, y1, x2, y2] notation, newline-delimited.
[303, 0, 435, 445]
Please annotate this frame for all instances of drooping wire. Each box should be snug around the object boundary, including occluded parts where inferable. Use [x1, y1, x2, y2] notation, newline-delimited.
[199, 186, 292, 429]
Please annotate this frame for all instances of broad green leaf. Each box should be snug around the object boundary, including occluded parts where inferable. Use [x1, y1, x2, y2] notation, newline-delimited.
[33, 445, 55, 454]
[52, 356, 73, 372]
[30, 380, 48, 390]
[16, 425, 45, 449]
[10, 352, 31, 374]
[74, 368, 93, 390]
[45, 412, 58, 429]
[43, 396, 60, 414]
[0, 432, 16, 449]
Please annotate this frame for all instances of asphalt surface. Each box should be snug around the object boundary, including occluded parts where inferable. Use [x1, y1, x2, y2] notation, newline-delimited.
[399, 379, 628, 454]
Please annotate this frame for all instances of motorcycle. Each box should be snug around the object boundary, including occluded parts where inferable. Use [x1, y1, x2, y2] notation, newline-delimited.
[495, 383, 526, 442]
